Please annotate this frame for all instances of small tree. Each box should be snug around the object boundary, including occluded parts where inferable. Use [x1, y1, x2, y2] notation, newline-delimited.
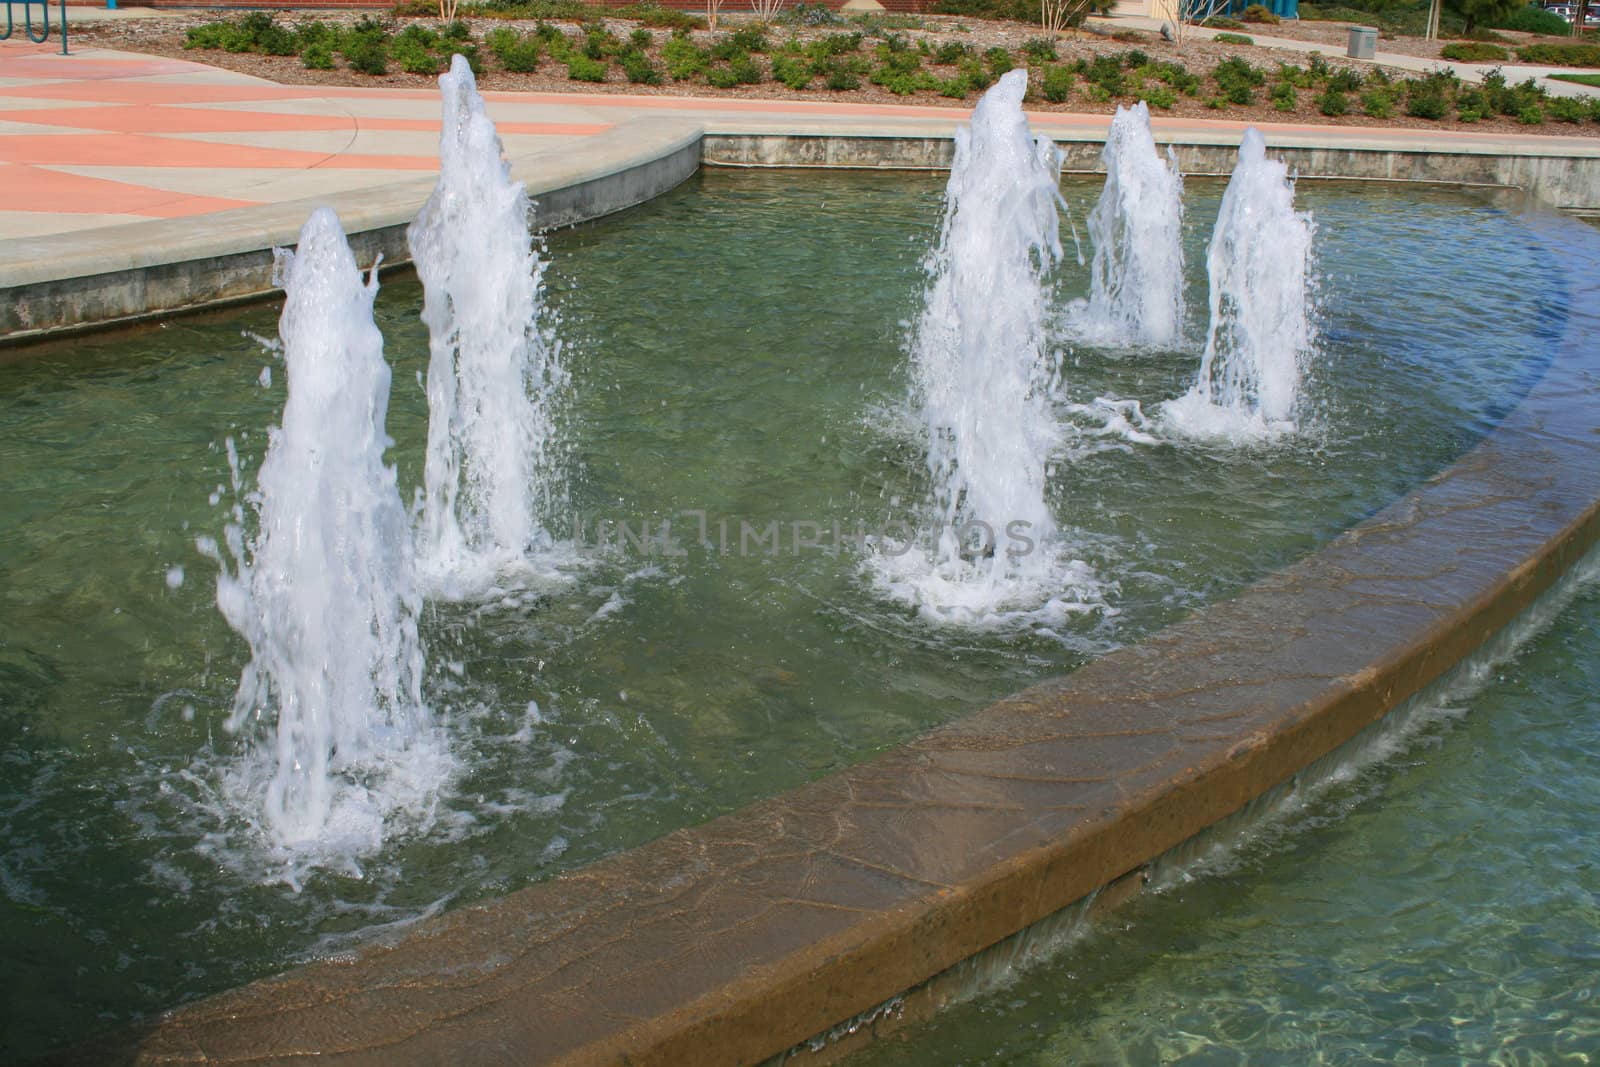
[438, 0, 459, 23]
[751, 0, 786, 22]
[708, 0, 725, 31]
[1042, 0, 1112, 35]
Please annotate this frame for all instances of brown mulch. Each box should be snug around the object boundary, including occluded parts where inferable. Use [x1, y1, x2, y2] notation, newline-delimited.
[70, 11, 1600, 138]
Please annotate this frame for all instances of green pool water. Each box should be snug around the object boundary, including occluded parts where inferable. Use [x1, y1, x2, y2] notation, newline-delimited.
[0, 171, 1570, 1059]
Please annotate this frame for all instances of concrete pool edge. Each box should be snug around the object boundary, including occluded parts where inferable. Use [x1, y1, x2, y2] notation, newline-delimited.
[0, 117, 704, 347]
[4, 116, 1600, 346]
[56, 198, 1600, 1065]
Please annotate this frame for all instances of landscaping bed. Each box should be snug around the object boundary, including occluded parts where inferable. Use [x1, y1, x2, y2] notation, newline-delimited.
[72, 6, 1600, 135]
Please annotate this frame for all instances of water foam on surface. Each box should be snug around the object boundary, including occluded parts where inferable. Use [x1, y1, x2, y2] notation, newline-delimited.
[410, 55, 571, 601]
[200, 209, 451, 884]
[868, 71, 1104, 629]
[1162, 129, 1316, 441]
[1065, 102, 1186, 349]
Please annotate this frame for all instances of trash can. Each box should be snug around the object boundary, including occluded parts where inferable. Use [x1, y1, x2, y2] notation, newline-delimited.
[1347, 25, 1377, 60]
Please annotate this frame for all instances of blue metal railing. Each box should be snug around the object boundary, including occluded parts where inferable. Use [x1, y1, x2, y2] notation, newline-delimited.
[1, 0, 69, 54]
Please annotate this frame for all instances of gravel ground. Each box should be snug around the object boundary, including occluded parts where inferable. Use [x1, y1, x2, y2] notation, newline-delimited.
[1209, 13, 1583, 61]
[71, 11, 1600, 138]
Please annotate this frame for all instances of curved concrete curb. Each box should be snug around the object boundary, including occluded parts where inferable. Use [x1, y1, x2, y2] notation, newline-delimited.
[63, 201, 1600, 1067]
[704, 127, 1600, 214]
[0, 117, 703, 345]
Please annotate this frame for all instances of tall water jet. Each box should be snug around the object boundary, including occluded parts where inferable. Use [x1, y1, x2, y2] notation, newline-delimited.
[1070, 102, 1186, 347]
[411, 54, 565, 599]
[207, 208, 446, 874]
[869, 71, 1100, 626]
[1163, 128, 1315, 439]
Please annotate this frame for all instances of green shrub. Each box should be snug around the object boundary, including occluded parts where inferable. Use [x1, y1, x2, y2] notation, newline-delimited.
[296, 21, 335, 49]
[1214, 32, 1255, 46]
[184, 22, 239, 51]
[1242, 3, 1280, 22]
[782, 2, 845, 25]
[1154, 60, 1200, 95]
[1041, 63, 1075, 102]
[1319, 88, 1349, 114]
[582, 25, 622, 59]
[344, 38, 389, 75]
[620, 50, 662, 84]
[1022, 36, 1057, 62]
[729, 26, 770, 53]
[1328, 67, 1363, 92]
[444, 19, 471, 40]
[566, 54, 608, 81]
[1270, 80, 1297, 111]
[772, 53, 813, 89]
[1441, 41, 1509, 62]
[1361, 86, 1394, 116]
[301, 41, 335, 69]
[1122, 49, 1149, 68]
[824, 65, 860, 90]
[392, 37, 443, 74]
[707, 64, 740, 88]
[984, 46, 1014, 77]
[1210, 16, 1245, 28]
[257, 23, 299, 56]
[1519, 103, 1545, 123]
[1213, 56, 1264, 104]
[487, 28, 543, 71]
[1205, 95, 1229, 109]
[1140, 83, 1177, 108]
[662, 37, 707, 79]
[1406, 83, 1450, 119]
[1277, 62, 1313, 88]
[1491, 4, 1571, 34]
[1549, 95, 1587, 122]
[955, 56, 993, 90]
[729, 53, 765, 83]
[934, 41, 973, 64]
[809, 32, 864, 59]
[1516, 43, 1600, 68]
[1457, 107, 1482, 121]
[615, 4, 705, 30]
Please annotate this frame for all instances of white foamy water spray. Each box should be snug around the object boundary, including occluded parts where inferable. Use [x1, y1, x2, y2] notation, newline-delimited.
[1163, 129, 1315, 440]
[1067, 102, 1185, 348]
[411, 55, 567, 600]
[870, 71, 1101, 627]
[205, 208, 448, 878]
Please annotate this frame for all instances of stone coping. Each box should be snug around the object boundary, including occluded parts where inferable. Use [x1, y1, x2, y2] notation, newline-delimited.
[46, 186, 1600, 1064]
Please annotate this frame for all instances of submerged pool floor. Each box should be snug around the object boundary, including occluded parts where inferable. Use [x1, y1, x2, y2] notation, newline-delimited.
[0, 171, 1572, 1059]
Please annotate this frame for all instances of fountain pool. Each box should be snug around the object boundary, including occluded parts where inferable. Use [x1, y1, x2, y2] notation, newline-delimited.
[0, 169, 1575, 1060]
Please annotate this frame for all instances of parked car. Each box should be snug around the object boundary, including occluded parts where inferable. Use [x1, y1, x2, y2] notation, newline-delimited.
[1542, 1, 1577, 20]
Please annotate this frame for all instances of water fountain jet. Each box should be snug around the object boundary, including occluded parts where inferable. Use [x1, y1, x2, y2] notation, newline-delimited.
[1162, 128, 1315, 439]
[1069, 102, 1186, 348]
[869, 70, 1101, 626]
[206, 208, 447, 875]
[410, 55, 566, 599]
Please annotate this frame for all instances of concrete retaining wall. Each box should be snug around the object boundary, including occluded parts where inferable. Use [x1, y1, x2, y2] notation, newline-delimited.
[703, 132, 1600, 214]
